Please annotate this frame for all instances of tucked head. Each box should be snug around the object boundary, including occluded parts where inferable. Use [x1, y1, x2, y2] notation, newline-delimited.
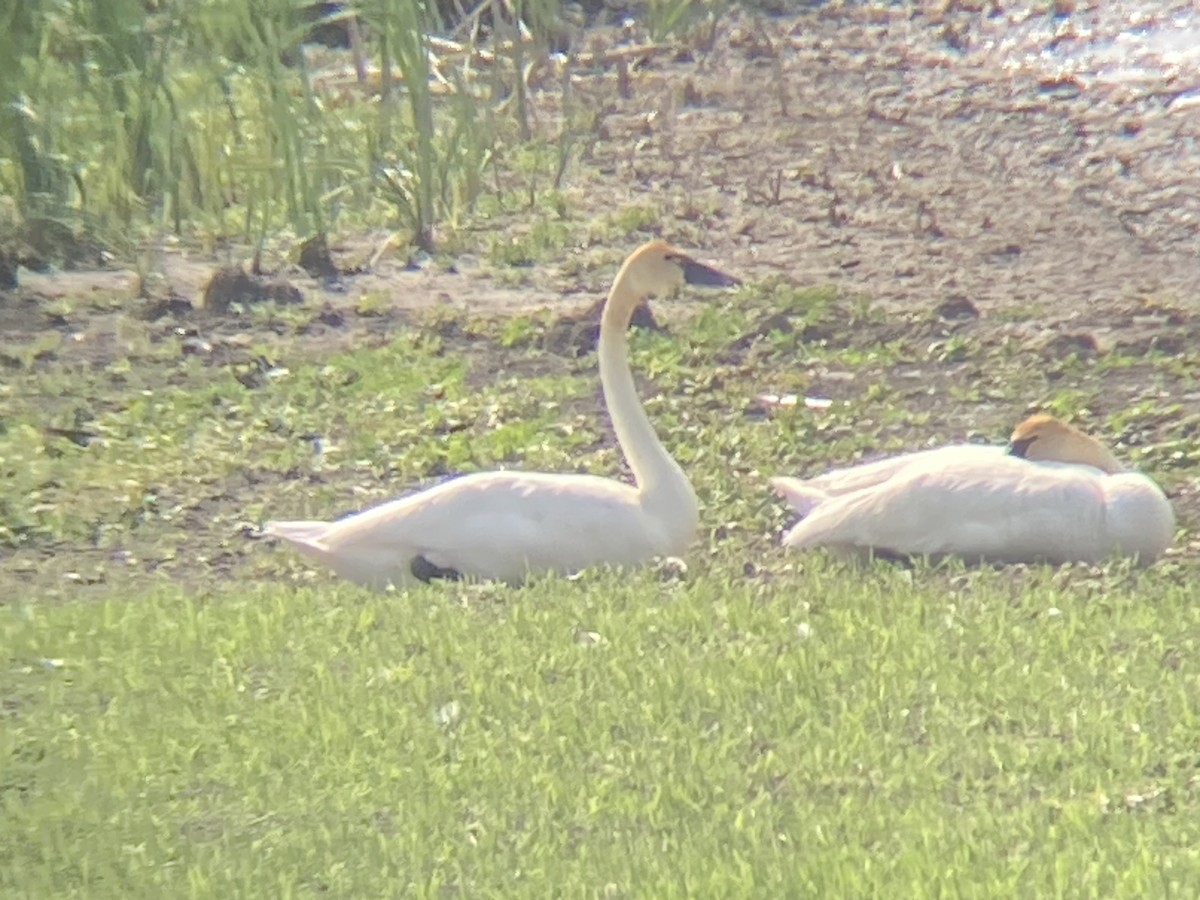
[616, 240, 741, 301]
[1007, 414, 1123, 474]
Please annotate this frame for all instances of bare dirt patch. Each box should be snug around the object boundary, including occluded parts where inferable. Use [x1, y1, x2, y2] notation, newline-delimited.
[4, 4, 1199, 593]
[7, 5, 1199, 350]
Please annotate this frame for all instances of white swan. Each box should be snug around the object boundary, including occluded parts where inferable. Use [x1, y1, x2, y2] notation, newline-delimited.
[770, 414, 1175, 566]
[264, 240, 740, 590]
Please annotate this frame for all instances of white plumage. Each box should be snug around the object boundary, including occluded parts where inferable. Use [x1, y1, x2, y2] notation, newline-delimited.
[264, 241, 739, 590]
[771, 415, 1175, 566]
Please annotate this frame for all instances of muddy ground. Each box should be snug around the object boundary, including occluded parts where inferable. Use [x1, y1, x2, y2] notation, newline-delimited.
[3, 2, 1199, 592]
[9, 4, 1200, 329]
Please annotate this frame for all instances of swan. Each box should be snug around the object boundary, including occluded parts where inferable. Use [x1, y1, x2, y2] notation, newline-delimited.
[263, 240, 740, 590]
[770, 414, 1175, 566]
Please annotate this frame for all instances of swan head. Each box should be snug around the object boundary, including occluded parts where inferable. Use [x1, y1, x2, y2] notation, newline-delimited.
[1006, 414, 1124, 474]
[616, 240, 741, 302]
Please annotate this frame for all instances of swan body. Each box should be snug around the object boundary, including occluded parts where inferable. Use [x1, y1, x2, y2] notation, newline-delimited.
[267, 471, 681, 590]
[265, 241, 739, 590]
[772, 415, 1175, 566]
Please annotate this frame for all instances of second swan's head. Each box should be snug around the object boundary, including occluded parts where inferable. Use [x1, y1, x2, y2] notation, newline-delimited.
[617, 240, 741, 301]
[1007, 414, 1123, 474]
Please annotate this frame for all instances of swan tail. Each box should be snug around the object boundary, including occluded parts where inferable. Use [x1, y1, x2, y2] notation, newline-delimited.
[770, 476, 829, 519]
[263, 518, 415, 590]
[262, 520, 335, 555]
[771, 477, 841, 550]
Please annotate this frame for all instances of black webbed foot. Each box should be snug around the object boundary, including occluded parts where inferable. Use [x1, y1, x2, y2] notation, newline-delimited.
[411, 554, 463, 583]
[869, 548, 915, 567]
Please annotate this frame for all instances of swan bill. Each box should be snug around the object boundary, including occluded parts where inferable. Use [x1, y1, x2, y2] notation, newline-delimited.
[1007, 435, 1035, 458]
[679, 257, 742, 289]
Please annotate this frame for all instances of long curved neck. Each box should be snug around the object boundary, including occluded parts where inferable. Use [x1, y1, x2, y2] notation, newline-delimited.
[598, 277, 698, 523]
[1077, 437, 1124, 475]
[1048, 431, 1125, 474]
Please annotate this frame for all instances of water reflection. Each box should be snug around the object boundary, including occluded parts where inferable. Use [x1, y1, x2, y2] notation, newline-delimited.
[970, 2, 1200, 87]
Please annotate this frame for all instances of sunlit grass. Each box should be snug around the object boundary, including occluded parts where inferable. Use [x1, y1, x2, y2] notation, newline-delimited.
[0, 326, 592, 545]
[3, 265, 1200, 895]
[3, 275, 1197, 549]
[5, 1, 1199, 890]
[3, 560, 1199, 897]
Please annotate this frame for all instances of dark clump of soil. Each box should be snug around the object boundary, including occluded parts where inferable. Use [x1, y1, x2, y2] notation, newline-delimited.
[0, 248, 16, 292]
[300, 2, 358, 49]
[298, 233, 341, 280]
[312, 304, 347, 329]
[936, 296, 981, 321]
[1045, 332, 1101, 358]
[0, 223, 88, 293]
[543, 296, 663, 357]
[202, 266, 304, 314]
[297, 233, 367, 281]
[728, 312, 795, 352]
[21, 218, 104, 270]
[138, 293, 195, 321]
[233, 355, 289, 390]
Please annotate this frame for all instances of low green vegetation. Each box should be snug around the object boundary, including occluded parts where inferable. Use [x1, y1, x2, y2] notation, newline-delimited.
[4, 561, 1199, 898]
[3, 0, 1200, 895]
[3, 276, 1200, 896]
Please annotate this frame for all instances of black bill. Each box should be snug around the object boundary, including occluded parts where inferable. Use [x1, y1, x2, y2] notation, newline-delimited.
[1007, 436, 1036, 458]
[681, 257, 742, 288]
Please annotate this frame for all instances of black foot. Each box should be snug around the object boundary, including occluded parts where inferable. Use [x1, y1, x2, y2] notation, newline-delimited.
[870, 548, 915, 567]
[411, 554, 463, 583]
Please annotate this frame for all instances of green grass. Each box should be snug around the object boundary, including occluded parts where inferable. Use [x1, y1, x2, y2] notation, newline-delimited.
[3, 564, 1199, 897]
[4, 1, 1199, 893]
[2, 274, 1200, 894]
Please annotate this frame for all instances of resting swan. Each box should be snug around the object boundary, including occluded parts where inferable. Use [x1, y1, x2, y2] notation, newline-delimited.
[264, 241, 740, 590]
[770, 414, 1175, 566]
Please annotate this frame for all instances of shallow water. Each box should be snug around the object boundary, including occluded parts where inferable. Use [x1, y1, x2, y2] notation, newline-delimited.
[971, 1, 1200, 88]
